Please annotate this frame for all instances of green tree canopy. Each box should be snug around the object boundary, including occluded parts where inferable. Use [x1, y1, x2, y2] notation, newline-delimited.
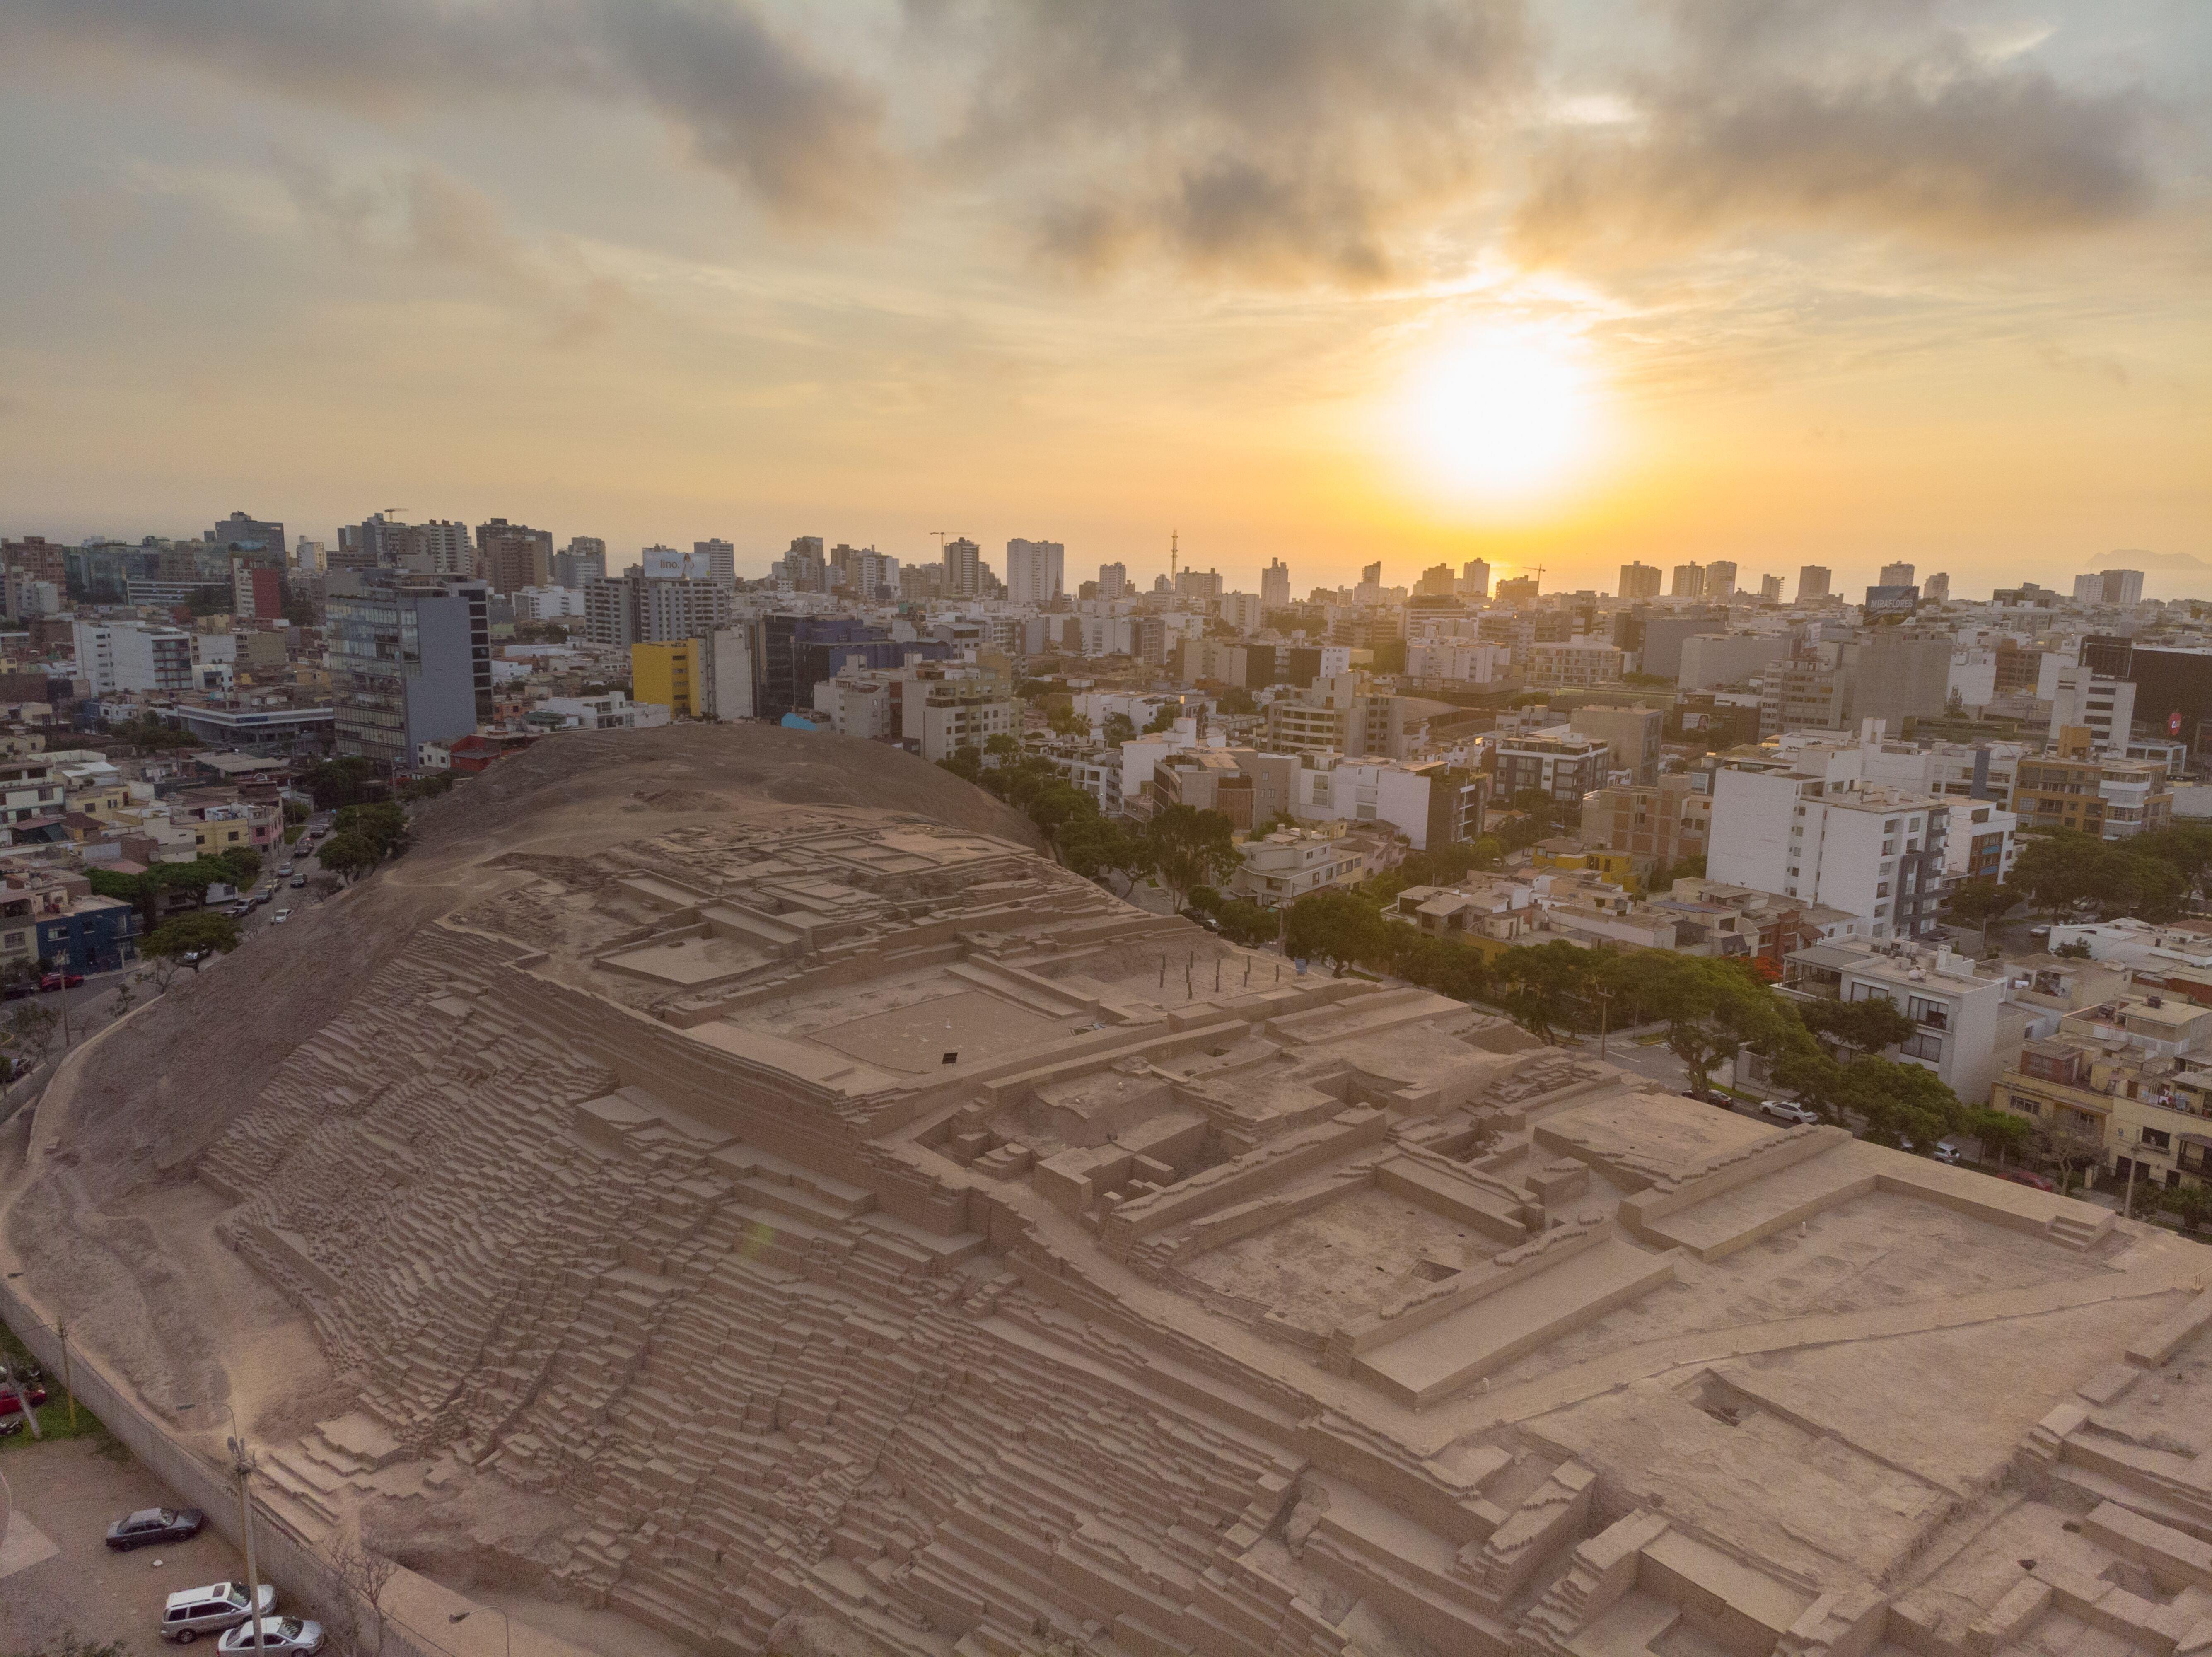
[1144, 805, 1241, 910]
[1285, 889, 1388, 977]
[144, 911, 242, 959]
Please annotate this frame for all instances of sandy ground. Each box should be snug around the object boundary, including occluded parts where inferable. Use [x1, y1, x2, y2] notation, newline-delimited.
[0, 1434, 251, 1657]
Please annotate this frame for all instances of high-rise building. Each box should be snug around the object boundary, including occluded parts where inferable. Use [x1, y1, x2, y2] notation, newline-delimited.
[325, 572, 491, 768]
[1921, 572, 1950, 604]
[828, 544, 898, 601]
[584, 569, 735, 648]
[1417, 562, 1456, 598]
[1005, 538, 1065, 607]
[776, 536, 828, 592]
[645, 544, 738, 586]
[1619, 562, 1663, 600]
[406, 520, 472, 577]
[1176, 567, 1224, 603]
[1797, 565, 1832, 601]
[1879, 561, 1915, 588]
[692, 539, 737, 583]
[1099, 562, 1129, 601]
[294, 537, 326, 573]
[1671, 563, 1706, 598]
[1759, 573, 1785, 602]
[207, 511, 285, 559]
[1706, 560, 1738, 599]
[333, 513, 407, 571]
[2076, 569, 2144, 606]
[943, 537, 984, 599]
[231, 558, 284, 621]
[554, 538, 606, 589]
[1461, 559, 1490, 599]
[1360, 560, 1383, 588]
[1260, 558, 1290, 608]
[474, 518, 554, 596]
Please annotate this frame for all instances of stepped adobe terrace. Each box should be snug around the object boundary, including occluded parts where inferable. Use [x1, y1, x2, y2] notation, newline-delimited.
[5, 729, 2208, 1657]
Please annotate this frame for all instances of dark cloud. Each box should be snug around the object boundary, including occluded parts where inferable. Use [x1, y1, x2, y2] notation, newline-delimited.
[916, 0, 1532, 283]
[1514, 0, 2157, 258]
[0, 0, 887, 222]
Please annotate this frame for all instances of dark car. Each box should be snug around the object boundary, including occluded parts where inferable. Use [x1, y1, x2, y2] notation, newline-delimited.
[0, 1384, 46, 1416]
[39, 971, 85, 991]
[2, 982, 31, 1000]
[107, 1507, 206, 1550]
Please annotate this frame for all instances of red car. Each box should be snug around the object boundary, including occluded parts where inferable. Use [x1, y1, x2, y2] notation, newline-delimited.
[2002, 1169, 2060, 1193]
[0, 1384, 47, 1416]
[38, 972, 84, 991]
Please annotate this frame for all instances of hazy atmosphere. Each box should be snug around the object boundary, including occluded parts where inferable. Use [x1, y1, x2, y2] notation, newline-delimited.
[3, 0, 2207, 592]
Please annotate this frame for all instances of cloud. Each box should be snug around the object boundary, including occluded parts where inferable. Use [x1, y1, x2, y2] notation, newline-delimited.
[1512, 0, 2157, 258]
[1, 0, 887, 223]
[271, 152, 634, 344]
[914, 0, 1532, 284]
[2096, 548, 2205, 571]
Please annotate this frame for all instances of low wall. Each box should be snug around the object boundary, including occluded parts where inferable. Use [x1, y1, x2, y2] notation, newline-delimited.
[1321, 1219, 1610, 1370]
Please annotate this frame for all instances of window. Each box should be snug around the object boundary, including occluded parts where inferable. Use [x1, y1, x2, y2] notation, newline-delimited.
[2010, 1095, 2042, 1116]
[1900, 1032, 1944, 1061]
[2141, 1128, 2171, 1152]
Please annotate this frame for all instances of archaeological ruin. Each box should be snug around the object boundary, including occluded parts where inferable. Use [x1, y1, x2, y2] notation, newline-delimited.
[4, 726, 2209, 1657]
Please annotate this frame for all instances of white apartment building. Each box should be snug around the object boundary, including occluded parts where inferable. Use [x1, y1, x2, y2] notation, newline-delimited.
[534, 693, 667, 731]
[644, 545, 738, 587]
[1260, 559, 1290, 608]
[1218, 592, 1264, 633]
[916, 681, 1018, 763]
[1707, 767, 1950, 940]
[2040, 660, 2137, 756]
[1286, 756, 1482, 851]
[73, 620, 199, 697]
[1677, 632, 1790, 691]
[1519, 640, 1625, 687]
[1780, 938, 2005, 1104]
[1004, 539, 1065, 607]
[513, 585, 585, 621]
[1406, 640, 1512, 684]
[1231, 827, 1368, 909]
[1097, 562, 1128, 601]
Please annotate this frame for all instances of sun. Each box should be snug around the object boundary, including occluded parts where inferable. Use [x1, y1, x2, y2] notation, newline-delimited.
[1398, 329, 1601, 507]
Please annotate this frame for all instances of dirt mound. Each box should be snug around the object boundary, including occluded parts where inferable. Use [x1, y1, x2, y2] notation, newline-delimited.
[0, 723, 1040, 1405]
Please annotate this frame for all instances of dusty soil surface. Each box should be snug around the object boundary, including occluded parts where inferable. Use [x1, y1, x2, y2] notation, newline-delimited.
[0, 1433, 250, 1657]
[0, 725, 1043, 1416]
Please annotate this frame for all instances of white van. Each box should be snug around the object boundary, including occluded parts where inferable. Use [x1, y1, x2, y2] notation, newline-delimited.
[162, 1582, 274, 1643]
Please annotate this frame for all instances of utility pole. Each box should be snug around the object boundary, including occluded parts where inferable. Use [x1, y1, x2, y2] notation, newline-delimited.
[1594, 987, 1611, 1063]
[2122, 1129, 2141, 1222]
[178, 1403, 265, 1656]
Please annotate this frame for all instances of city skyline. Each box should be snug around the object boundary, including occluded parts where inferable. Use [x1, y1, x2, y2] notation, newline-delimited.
[2, 3, 2207, 594]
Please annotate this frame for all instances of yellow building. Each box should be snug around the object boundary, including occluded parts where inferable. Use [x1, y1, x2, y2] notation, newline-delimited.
[631, 640, 703, 719]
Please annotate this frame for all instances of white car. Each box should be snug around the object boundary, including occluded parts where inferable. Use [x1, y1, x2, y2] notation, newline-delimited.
[1758, 1099, 1820, 1126]
[271, 910, 291, 925]
[217, 1617, 322, 1655]
[162, 1582, 274, 1643]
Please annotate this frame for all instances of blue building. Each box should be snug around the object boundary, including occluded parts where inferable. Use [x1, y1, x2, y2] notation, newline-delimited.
[38, 895, 139, 974]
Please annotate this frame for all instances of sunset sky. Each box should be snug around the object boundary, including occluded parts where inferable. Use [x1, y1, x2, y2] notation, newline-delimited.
[1, 1, 2206, 597]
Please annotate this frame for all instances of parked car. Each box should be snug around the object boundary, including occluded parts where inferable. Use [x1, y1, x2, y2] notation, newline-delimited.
[217, 1618, 323, 1656]
[0, 1383, 46, 1416]
[2, 981, 31, 1001]
[162, 1582, 275, 1643]
[1758, 1099, 1821, 1126]
[2003, 1169, 2060, 1192]
[2030, 925, 2052, 939]
[289, 876, 306, 889]
[38, 971, 84, 991]
[106, 1507, 206, 1550]
[271, 910, 291, 925]
[1932, 1140, 1968, 1164]
[277, 864, 293, 876]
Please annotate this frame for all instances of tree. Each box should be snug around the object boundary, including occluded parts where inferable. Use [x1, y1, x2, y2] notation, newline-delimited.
[334, 801, 408, 858]
[2157, 1182, 2212, 1234]
[299, 756, 384, 810]
[317, 833, 382, 883]
[1491, 940, 1594, 1044]
[1215, 686, 1258, 716]
[2050, 940, 2094, 960]
[2010, 831, 2100, 919]
[1102, 713, 1137, 747]
[1144, 805, 1240, 911]
[144, 911, 241, 960]
[1058, 815, 1152, 896]
[1968, 1107, 2032, 1169]
[3, 1002, 60, 1079]
[1285, 889, 1387, 976]
[1943, 880, 2017, 950]
[1143, 705, 1181, 734]
[984, 732, 1022, 764]
[326, 1534, 400, 1657]
[1840, 1055, 1966, 1150]
[1797, 994, 1917, 1059]
[1613, 953, 1791, 1098]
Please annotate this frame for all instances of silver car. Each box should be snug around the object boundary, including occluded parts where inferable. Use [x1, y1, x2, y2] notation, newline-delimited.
[162, 1582, 274, 1643]
[217, 1617, 323, 1655]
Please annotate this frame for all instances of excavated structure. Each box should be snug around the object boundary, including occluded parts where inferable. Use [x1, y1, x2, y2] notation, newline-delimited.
[5, 727, 2211, 1657]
